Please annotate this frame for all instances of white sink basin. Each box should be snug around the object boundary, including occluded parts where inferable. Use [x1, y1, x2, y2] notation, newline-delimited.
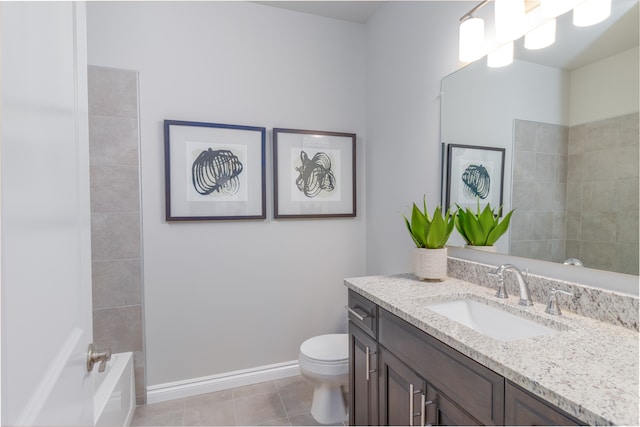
[426, 298, 557, 342]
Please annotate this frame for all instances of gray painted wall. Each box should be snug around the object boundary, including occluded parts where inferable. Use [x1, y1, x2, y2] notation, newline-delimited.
[364, 1, 468, 273]
[87, 1, 367, 387]
[86, 0, 472, 390]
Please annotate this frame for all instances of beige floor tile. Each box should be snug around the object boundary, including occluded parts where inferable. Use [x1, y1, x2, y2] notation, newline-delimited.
[257, 417, 292, 426]
[183, 398, 236, 426]
[275, 376, 314, 417]
[232, 380, 278, 399]
[234, 391, 287, 426]
[185, 389, 234, 407]
[130, 399, 185, 426]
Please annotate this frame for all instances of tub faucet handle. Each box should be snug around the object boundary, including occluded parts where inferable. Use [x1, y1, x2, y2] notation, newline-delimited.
[87, 343, 112, 373]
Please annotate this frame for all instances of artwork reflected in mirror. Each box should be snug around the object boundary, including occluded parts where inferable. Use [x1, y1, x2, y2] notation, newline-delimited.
[440, 0, 639, 275]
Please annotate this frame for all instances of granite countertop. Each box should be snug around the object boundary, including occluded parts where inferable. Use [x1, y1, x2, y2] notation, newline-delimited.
[344, 273, 639, 426]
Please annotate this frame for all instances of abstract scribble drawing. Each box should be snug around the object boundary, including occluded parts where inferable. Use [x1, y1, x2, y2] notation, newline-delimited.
[295, 151, 336, 198]
[461, 164, 490, 200]
[192, 148, 243, 196]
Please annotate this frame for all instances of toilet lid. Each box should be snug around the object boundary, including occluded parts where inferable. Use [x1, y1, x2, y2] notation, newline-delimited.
[300, 334, 348, 362]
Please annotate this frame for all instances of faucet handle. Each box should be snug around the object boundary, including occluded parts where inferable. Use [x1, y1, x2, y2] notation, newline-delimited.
[491, 274, 509, 299]
[545, 288, 574, 316]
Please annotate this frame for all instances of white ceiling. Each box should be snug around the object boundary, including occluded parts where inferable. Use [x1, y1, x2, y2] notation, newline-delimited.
[255, 0, 639, 70]
[254, 1, 385, 23]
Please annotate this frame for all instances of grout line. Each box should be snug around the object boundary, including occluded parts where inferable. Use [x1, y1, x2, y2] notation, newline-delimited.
[274, 379, 290, 419]
[231, 388, 239, 426]
[181, 398, 187, 427]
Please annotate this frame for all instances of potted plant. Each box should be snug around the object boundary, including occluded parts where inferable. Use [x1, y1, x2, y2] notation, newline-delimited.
[454, 202, 514, 252]
[403, 197, 455, 281]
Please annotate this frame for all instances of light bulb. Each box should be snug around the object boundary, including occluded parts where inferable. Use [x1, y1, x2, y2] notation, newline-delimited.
[495, 0, 525, 42]
[540, 0, 579, 18]
[487, 42, 514, 68]
[525, 18, 556, 50]
[574, 0, 611, 26]
[459, 17, 485, 62]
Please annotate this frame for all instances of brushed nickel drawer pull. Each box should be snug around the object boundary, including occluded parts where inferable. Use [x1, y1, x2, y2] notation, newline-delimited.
[346, 305, 369, 322]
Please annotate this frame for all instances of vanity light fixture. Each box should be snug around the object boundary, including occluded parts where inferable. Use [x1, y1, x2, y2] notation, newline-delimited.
[524, 18, 556, 49]
[459, 16, 485, 62]
[573, 0, 612, 26]
[458, 0, 489, 63]
[495, 0, 525, 42]
[487, 41, 514, 68]
[458, 0, 614, 68]
[540, 0, 581, 18]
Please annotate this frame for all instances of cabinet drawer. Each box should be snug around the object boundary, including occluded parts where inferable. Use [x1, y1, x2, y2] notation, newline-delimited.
[505, 381, 582, 426]
[347, 290, 378, 338]
[379, 308, 504, 425]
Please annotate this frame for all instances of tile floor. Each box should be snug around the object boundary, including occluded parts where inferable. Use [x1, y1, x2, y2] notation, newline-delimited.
[131, 376, 347, 426]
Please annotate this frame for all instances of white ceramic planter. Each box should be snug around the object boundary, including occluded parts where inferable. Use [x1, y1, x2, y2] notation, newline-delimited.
[466, 245, 497, 253]
[413, 247, 448, 281]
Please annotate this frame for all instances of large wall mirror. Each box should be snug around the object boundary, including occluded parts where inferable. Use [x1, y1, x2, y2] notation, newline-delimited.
[441, 0, 638, 283]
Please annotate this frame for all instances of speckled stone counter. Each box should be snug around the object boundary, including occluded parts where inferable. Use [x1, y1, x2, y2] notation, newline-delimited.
[344, 273, 639, 426]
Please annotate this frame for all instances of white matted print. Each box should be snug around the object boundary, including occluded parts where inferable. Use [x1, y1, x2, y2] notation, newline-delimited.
[445, 144, 505, 214]
[274, 128, 356, 218]
[186, 140, 248, 202]
[164, 120, 265, 221]
[289, 145, 342, 202]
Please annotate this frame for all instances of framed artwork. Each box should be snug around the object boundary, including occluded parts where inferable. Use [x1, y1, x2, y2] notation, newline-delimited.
[164, 120, 266, 221]
[273, 128, 356, 219]
[445, 144, 505, 214]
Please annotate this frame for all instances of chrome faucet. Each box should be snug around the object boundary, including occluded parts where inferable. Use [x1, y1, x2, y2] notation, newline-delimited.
[488, 264, 534, 306]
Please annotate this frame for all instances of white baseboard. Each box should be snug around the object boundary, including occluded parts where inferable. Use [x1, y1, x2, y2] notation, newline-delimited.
[146, 360, 300, 404]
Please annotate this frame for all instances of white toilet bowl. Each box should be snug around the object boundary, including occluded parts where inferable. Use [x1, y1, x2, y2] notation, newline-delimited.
[298, 334, 349, 425]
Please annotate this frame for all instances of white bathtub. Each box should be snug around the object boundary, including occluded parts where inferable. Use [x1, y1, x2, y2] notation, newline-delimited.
[93, 351, 135, 427]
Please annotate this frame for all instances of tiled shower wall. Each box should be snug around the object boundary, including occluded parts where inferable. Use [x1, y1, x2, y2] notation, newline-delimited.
[512, 113, 640, 275]
[566, 113, 639, 275]
[87, 66, 146, 404]
[511, 120, 569, 263]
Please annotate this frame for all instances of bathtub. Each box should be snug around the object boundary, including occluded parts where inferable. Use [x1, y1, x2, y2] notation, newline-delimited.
[93, 351, 135, 427]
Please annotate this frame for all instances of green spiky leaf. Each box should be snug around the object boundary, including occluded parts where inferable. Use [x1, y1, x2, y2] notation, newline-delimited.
[454, 203, 515, 247]
[403, 197, 455, 249]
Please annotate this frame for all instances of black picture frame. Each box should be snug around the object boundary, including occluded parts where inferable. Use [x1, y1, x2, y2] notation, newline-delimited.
[445, 144, 505, 215]
[273, 128, 356, 219]
[164, 120, 266, 221]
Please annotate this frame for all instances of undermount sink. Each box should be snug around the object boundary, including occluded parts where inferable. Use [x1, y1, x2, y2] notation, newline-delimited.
[426, 298, 557, 342]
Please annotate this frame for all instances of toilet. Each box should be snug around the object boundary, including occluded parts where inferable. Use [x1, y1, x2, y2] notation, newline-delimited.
[298, 334, 349, 425]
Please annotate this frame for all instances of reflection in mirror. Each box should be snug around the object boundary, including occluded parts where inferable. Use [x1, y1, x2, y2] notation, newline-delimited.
[441, 0, 639, 276]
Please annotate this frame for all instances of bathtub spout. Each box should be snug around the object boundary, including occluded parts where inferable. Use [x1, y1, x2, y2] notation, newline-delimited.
[87, 344, 112, 373]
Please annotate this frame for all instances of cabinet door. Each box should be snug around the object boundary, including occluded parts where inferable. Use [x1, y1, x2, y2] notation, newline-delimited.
[505, 381, 581, 426]
[379, 347, 429, 426]
[349, 322, 378, 426]
[379, 308, 504, 425]
[425, 385, 482, 426]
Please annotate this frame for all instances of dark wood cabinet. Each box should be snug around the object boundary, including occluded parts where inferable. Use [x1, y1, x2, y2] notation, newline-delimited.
[378, 346, 427, 426]
[349, 322, 378, 426]
[378, 308, 504, 426]
[425, 384, 482, 426]
[505, 381, 581, 426]
[348, 290, 379, 426]
[347, 290, 583, 426]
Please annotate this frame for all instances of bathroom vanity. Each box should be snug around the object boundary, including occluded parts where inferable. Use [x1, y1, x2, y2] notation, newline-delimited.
[345, 260, 639, 426]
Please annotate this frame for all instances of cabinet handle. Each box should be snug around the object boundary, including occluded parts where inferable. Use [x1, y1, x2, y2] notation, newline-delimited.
[423, 399, 436, 427]
[409, 384, 415, 426]
[409, 384, 424, 426]
[346, 305, 369, 322]
[365, 346, 376, 381]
